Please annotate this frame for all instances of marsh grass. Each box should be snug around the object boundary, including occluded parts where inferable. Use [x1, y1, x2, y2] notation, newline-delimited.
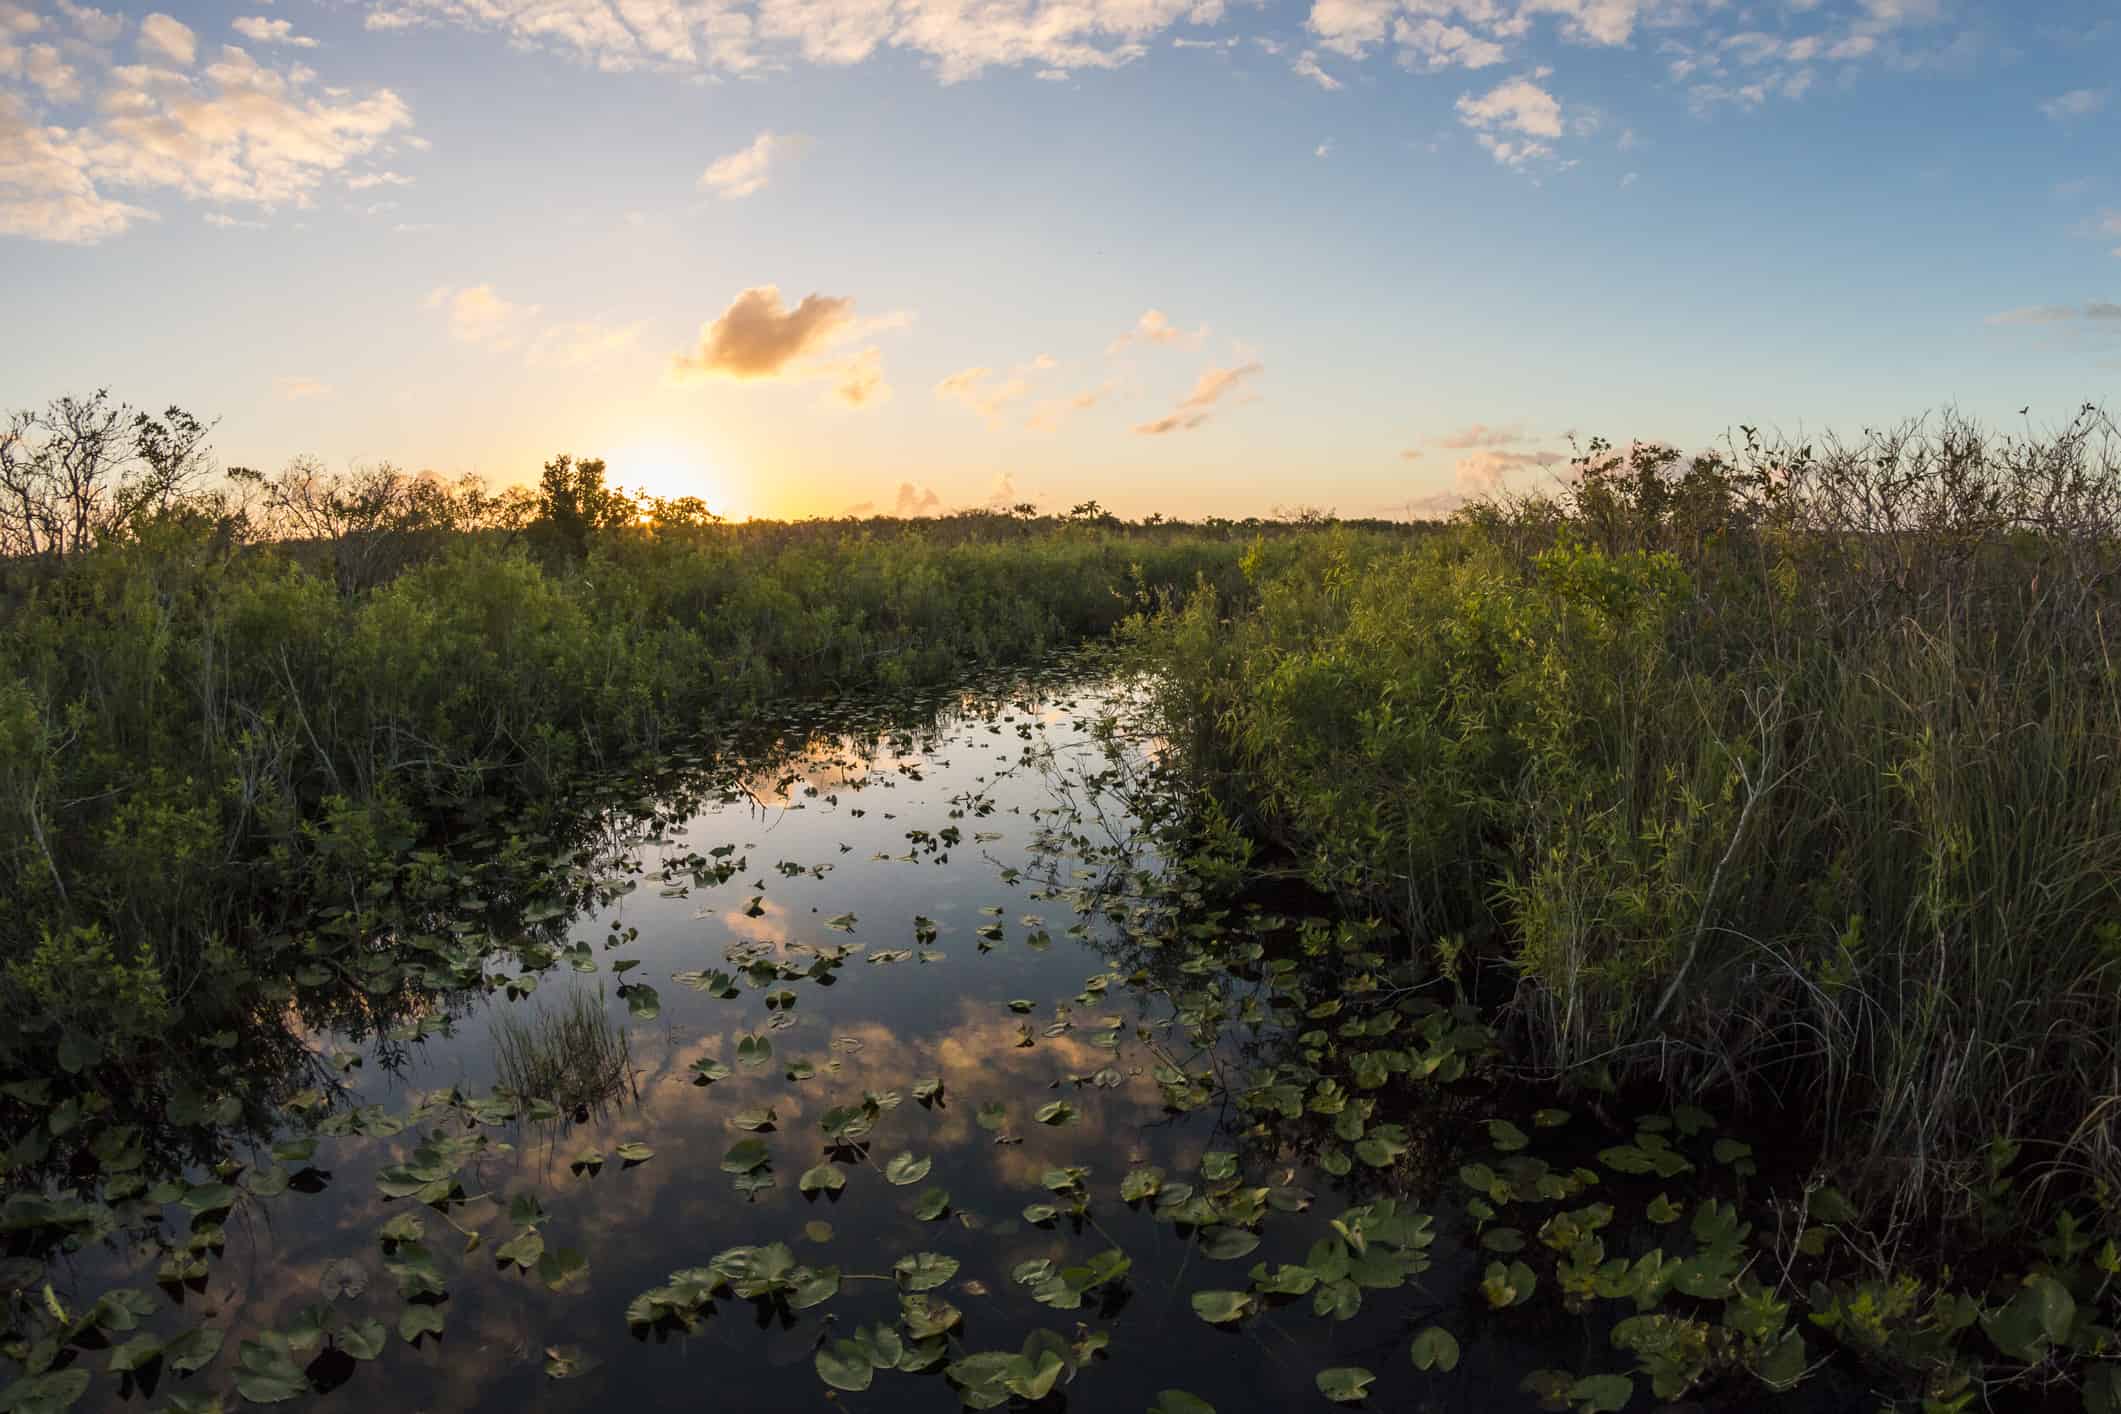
[1148, 405, 2121, 1219]
[491, 988, 635, 1115]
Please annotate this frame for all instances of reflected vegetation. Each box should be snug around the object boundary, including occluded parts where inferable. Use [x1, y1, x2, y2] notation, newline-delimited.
[0, 656, 2021, 1413]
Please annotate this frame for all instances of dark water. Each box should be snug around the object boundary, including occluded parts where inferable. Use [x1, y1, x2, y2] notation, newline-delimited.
[12, 662, 1875, 1413]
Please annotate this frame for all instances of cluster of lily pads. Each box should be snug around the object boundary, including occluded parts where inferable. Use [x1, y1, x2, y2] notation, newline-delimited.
[14, 664, 2121, 1414]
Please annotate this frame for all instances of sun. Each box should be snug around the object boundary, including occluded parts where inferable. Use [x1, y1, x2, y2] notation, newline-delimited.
[605, 441, 736, 517]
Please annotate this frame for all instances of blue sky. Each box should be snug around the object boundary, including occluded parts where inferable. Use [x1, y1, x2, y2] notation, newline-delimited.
[1, 0, 2114, 518]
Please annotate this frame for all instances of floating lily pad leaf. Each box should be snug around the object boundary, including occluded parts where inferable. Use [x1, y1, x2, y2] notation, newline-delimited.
[1151, 1392, 1216, 1414]
[1410, 1326, 1459, 1373]
[804, 1220, 834, 1243]
[1353, 1128, 1408, 1168]
[1200, 1152, 1238, 1182]
[1199, 1227, 1260, 1261]
[1034, 1101, 1077, 1126]
[884, 1152, 932, 1186]
[1533, 1108, 1570, 1129]
[398, 1305, 445, 1346]
[181, 1182, 237, 1217]
[913, 1077, 944, 1104]
[544, 1345, 602, 1380]
[690, 1059, 732, 1084]
[785, 1060, 817, 1082]
[799, 1163, 846, 1194]
[825, 913, 857, 932]
[1022, 1204, 1059, 1224]
[816, 1339, 875, 1392]
[1121, 1167, 1165, 1202]
[622, 984, 660, 1020]
[615, 1141, 655, 1164]
[1646, 1194, 1682, 1224]
[1568, 1374, 1633, 1412]
[1487, 1120, 1529, 1152]
[1481, 1227, 1524, 1253]
[571, 1150, 604, 1176]
[378, 1212, 425, 1244]
[1315, 1367, 1375, 1404]
[538, 1248, 590, 1293]
[1190, 1290, 1253, 1325]
[914, 1187, 951, 1221]
[1481, 1261, 1536, 1309]
[107, 1334, 163, 1374]
[1008, 999, 1035, 1013]
[234, 1337, 311, 1404]
[496, 1230, 545, 1270]
[894, 1253, 959, 1292]
[337, 1319, 387, 1362]
[731, 1107, 777, 1132]
[735, 1035, 772, 1069]
[164, 1326, 226, 1374]
[901, 1294, 962, 1339]
[722, 1139, 770, 1174]
[976, 1102, 1008, 1131]
[0, 1370, 90, 1414]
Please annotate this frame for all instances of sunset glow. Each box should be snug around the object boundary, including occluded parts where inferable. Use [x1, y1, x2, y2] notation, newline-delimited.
[1, 1, 2114, 518]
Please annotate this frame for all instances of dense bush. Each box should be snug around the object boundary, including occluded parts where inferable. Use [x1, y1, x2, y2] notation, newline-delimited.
[1145, 407, 2121, 1214]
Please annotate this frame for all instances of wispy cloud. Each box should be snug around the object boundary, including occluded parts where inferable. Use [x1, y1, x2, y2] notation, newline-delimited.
[699, 132, 806, 199]
[424, 283, 540, 348]
[2041, 88, 2110, 122]
[1436, 422, 1526, 448]
[1108, 308, 1206, 354]
[233, 16, 319, 47]
[527, 318, 647, 367]
[274, 376, 331, 400]
[1135, 360, 1263, 435]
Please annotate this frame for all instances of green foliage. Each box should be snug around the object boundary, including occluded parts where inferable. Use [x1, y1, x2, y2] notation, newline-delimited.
[1144, 408, 2121, 1216]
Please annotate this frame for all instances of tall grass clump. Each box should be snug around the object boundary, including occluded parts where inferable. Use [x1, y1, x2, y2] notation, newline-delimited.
[1145, 405, 2121, 1217]
[492, 988, 634, 1114]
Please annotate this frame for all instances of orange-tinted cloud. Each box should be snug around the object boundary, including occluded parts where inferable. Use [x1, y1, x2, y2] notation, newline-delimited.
[1134, 360, 1262, 435]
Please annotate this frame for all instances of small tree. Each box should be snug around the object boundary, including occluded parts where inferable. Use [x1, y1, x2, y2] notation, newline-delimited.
[535, 454, 633, 559]
[0, 391, 213, 566]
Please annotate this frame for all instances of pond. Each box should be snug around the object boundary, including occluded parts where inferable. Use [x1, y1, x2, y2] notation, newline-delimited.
[5, 657, 1880, 1413]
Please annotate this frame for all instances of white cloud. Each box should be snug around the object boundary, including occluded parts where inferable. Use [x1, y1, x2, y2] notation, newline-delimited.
[137, 12, 195, 66]
[204, 210, 266, 228]
[1394, 17, 1506, 71]
[0, 45, 415, 242]
[275, 375, 330, 399]
[363, 0, 1232, 83]
[1457, 71, 1562, 139]
[1291, 48, 1342, 88]
[25, 43, 81, 101]
[0, 95, 151, 242]
[699, 131, 804, 199]
[2040, 88, 2109, 123]
[1135, 360, 1263, 435]
[55, 1, 125, 45]
[346, 170, 412, 190]
[233, 16, 320, 47]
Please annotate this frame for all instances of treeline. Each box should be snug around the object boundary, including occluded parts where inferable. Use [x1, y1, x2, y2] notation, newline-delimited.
[1144, 405, 2121, 1215]
[0, 390, 1385, 1075]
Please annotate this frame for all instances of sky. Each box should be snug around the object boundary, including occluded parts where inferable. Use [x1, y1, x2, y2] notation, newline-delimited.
[0, 0, 2116, 520]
